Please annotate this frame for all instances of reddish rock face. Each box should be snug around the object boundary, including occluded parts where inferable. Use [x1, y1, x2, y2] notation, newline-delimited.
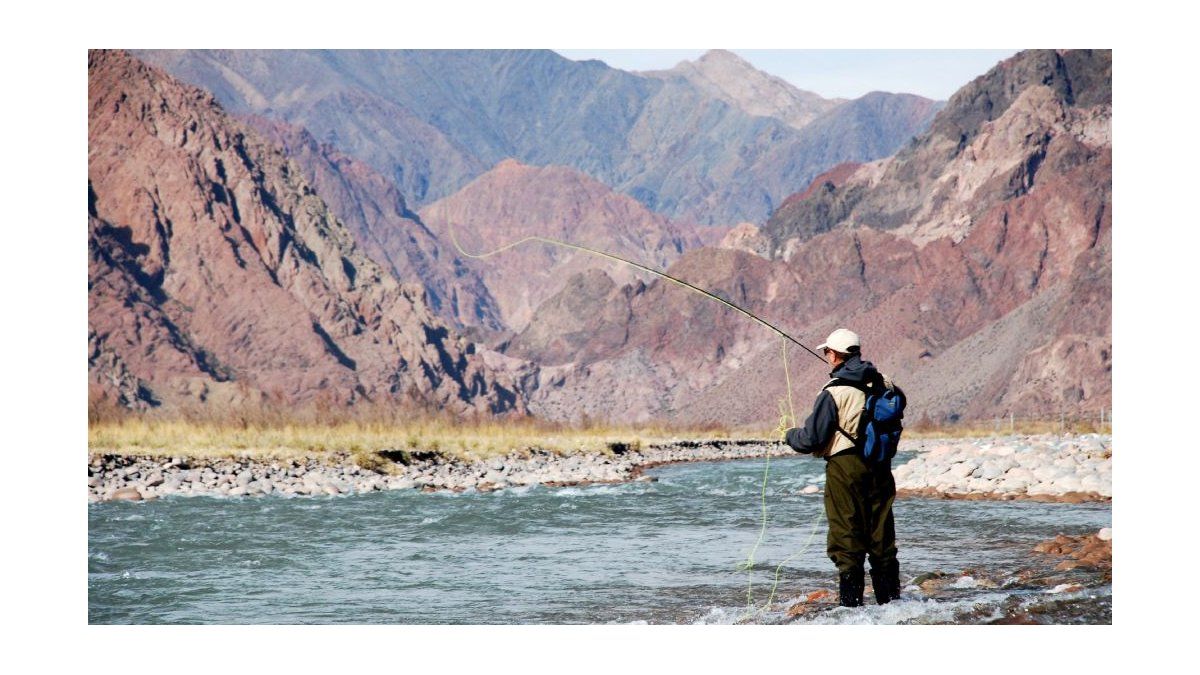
[778, 162, 863, 209]
[88, 50, 522, 416]
[419, 159, 702, 332]
[245, 116, 504, 334]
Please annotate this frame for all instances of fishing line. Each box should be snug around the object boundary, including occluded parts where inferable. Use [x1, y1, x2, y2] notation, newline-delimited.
[735, 340, 824, 622]
[445, 225, 826, 364]
[764, 341, 822, 609]
[446, 222, 827, 620]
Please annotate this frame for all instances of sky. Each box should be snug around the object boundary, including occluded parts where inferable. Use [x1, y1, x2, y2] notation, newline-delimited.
[555, 49, 1020, 100]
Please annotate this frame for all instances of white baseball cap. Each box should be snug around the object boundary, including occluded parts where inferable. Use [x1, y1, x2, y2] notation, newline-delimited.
[816, 328, 860, 353]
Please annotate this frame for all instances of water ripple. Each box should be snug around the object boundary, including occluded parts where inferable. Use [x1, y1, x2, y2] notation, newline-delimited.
[89, 456, 1110, 624]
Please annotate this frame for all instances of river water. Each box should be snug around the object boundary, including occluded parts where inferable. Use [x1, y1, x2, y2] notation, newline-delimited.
[88, 453, 1112, 624]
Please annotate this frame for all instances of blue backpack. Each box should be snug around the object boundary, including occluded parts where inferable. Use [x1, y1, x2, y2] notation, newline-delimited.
[827, 377, 906, 464]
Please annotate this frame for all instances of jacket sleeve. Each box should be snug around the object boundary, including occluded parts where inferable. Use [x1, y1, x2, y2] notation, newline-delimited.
[785, 390, 838, 455]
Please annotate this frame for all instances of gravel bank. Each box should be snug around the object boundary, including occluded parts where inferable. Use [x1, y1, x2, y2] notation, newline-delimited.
[88, 440, 793, 502]
[893, 434, 1111, 502]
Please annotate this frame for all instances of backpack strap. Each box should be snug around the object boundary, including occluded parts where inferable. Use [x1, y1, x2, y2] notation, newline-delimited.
[834, 425, 857, 445]
[823, 378, 868, 446]
[824, 375, 888, 394]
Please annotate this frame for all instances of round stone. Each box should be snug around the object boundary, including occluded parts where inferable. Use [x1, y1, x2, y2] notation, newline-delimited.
[110, 487, 143, 501]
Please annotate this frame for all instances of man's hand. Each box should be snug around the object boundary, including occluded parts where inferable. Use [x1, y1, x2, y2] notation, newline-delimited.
[784, 427, 812, 454]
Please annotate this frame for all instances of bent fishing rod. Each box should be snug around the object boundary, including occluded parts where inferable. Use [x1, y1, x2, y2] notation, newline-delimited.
[447, 224, 828, 365]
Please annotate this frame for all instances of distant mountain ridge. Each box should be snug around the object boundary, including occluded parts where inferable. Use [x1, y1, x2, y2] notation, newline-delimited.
[134, 49, 941, 225]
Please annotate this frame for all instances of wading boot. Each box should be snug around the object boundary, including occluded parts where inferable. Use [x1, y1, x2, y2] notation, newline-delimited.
[870, 560, 901, 605]
[838, 569, 864, 607]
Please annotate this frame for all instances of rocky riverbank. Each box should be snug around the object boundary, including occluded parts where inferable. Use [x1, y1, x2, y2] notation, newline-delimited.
[893, 435, 1111, 502]
[88, 440, 794, 502]
[89, 434, 1113, 503]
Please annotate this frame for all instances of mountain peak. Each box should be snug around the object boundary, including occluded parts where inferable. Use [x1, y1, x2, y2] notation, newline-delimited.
[649, 49, 840, 131]
[493, 157, 527, 172]
[696, 49, 750, 66]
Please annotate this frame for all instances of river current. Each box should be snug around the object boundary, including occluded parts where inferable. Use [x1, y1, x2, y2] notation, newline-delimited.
[88, 453, 1111, 624]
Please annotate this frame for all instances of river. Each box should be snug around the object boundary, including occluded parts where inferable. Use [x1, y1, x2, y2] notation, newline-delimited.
[88, 452, 1111, 624]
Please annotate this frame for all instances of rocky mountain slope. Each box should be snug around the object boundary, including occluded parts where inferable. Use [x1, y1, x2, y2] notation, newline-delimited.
[245, 116, 504, 333]
[134, 49, 940, 225]
[418, 159, 699, 332]
[508, 49, 1111, 426]
[764, 49, 1111, 249]
[88, 50, 521, 415]
[642, 49, 845, 130]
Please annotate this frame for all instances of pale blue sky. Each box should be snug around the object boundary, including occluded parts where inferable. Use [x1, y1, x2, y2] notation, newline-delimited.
[556, 49, 1020, 100]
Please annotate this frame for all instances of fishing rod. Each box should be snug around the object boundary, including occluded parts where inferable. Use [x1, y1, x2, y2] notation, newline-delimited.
[446, 225, 828, 364]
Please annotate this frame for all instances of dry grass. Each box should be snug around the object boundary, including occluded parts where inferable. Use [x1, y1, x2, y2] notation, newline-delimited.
[88, 415, 1110, 461]
[87, 392, 1109, 460]
[87, 417, 738, 462]
[88, 388, 746, 461]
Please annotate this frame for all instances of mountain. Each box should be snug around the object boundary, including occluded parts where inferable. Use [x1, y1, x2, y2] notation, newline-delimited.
[508, 49, 1111, 426]
[509, 248, 810, 424]
[642, 49, 844, 130]
[418, 159, 700, 332]
[764, 49, 1110, 249]
[134, 49, 940, 225]
[245, 116, 504, 333]
[790, 92, 943, 174]
[88, 50, 521, 415]
[92, 48, 1107, 427]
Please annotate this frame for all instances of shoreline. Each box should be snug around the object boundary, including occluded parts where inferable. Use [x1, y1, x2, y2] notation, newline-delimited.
[89, 434, 1112, 504]
[88, 440, 793, 502]
[896, 487, 1109, 504]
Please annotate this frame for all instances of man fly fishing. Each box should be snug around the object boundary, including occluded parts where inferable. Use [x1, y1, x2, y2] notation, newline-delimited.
[784, 328, 906, 608]
[449, 223, 909, 609]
